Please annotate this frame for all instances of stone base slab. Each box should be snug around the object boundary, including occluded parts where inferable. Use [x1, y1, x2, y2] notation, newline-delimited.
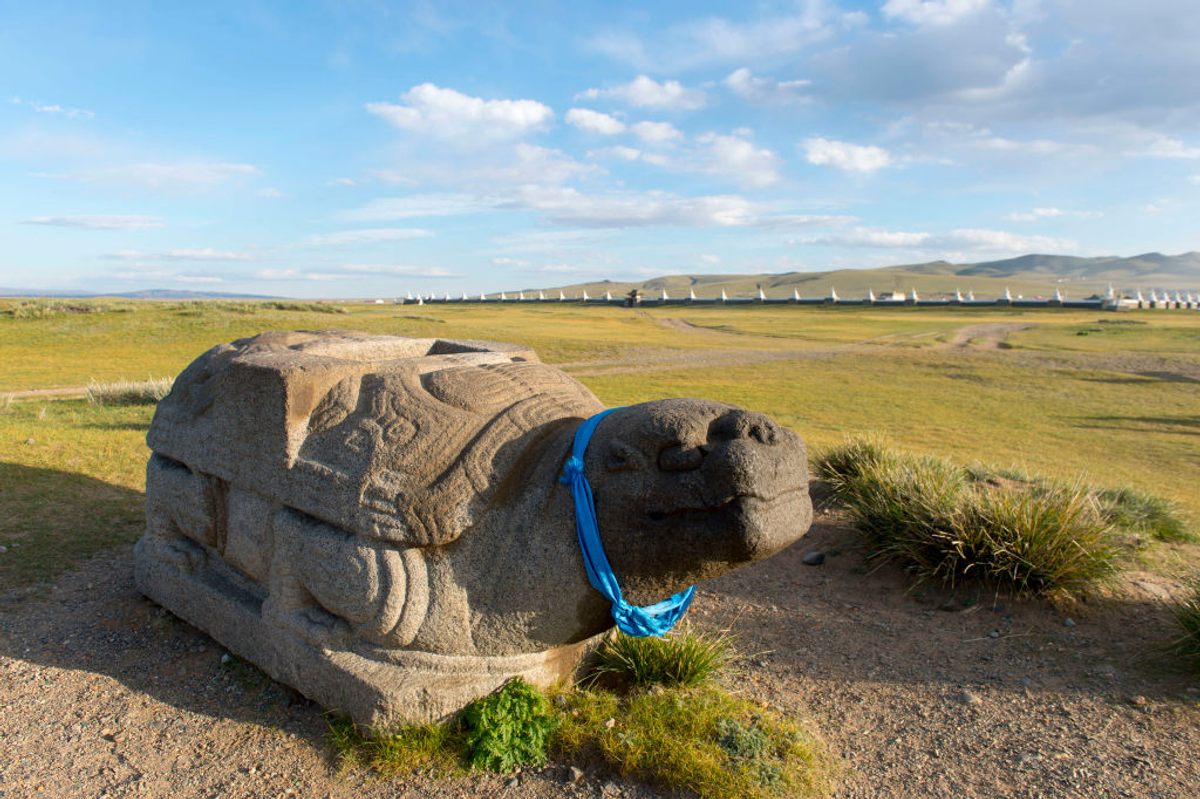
[134, 538, 602, 728]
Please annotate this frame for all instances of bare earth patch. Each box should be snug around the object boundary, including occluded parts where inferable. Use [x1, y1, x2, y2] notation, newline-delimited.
[3, 503, 1199, 798]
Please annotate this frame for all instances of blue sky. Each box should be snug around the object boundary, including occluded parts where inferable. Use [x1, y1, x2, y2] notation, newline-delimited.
[2, 0, 1198, 297]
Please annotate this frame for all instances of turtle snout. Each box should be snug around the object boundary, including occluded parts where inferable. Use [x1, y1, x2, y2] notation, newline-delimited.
[708, 409, 780, 446]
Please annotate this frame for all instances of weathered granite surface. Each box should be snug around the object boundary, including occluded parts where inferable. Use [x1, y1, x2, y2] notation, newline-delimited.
[135, 330, 813, 725]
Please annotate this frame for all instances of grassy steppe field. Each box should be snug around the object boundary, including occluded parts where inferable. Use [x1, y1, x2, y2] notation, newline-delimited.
[2, 298, 1198, 588]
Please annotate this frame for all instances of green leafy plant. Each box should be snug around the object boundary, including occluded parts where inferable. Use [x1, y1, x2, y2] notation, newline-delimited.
[460, 678, 558, 773]
[590, 626, 735, 689]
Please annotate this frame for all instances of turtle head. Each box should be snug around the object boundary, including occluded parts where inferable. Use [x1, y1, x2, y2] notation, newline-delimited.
[580, 399, 812, 603]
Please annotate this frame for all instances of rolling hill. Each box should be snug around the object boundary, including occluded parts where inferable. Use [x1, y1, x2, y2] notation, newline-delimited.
[524, 252, 1200, 300]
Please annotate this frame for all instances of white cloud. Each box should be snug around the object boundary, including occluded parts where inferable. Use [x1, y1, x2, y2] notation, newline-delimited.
[882, 0, 990, 27]
[586, 9, 833, 72]
[366, 83, 553, 139]
[303, 228, 434, 246]
[327, 177, 360, 187]
[803, 138, 893, 172]
[501, 185, 758, 228]
[491, 257, 530, 268]
[339, 263, 457, 277]
[1134, 136, 1200, 160]
[695, 133, 781, 187]
[631, 121, 684, 143]
[24, 214, 164, 230]
[699, 254, 721, 264]
[1189, 174, 1200, 185]
[340, 194, 487, 221]
[586, 145, 646, 162]
[8, 96, 94, 119]
[103, 248, 252, 262]
[578, 76, 706, 111]
[469, 144, 601, 184]
[42, 161, 258, 188]
[175, 274, 225, 284]
[1007, 207, 1102, 222]
[723, 68, 811, 104]
[257, 187, 287, 198]
[808, 225, 1075, 254]
[565, 108, 626, 135]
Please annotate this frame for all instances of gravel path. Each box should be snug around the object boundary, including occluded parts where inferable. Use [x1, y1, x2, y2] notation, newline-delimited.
[3, 505, 1198, 798]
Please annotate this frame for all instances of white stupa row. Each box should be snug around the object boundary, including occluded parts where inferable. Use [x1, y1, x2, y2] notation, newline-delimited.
[394, 283, 1198, 308]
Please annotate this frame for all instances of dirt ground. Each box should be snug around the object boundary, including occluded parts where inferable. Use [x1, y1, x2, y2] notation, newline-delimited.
[2, 502, 1198, 799]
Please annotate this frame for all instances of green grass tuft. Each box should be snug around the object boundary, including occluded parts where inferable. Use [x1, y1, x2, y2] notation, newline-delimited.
[460, 678, 558, 773]
[1169, 580, 1200, 668]
[812, 435, 891, 486]
[1093, 486, 1192, 542]
[553, 685, 832, 799]
[590, 626, 736, 689]
[327, 716, 465, 776]
[818, 438, 1121, 597]
[85, 377, 174, 406]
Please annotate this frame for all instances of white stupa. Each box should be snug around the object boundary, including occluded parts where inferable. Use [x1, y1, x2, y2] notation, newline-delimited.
[792, 288, 801, 302]
[689, 288, 698, 302]
[866, 288, 876, 303]
[954, 288, 964, 303]
[967, 290, 976, 301]
[1002, 287, 1013, 301]
[907, 287, 919, 303]
[539, 290, 546, 301]
[416, 296, 424, 306]
[1105, 283, 1116, 301]
[1053, 287, 1064, 302]
[660, 288, 669, 301]
[582, 290, 590, 301]
[605, 291, 613, 301]
[828, 286, 839, 302]
[720, 289, 728, 302]
[559, 290, 566, 301]
[757, 287, 767, 302]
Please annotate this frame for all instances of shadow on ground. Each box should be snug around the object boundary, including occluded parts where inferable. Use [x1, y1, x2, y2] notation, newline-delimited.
[0, 463, 329, 752]
[705, 517, 1197, 704]
[1071, 414, 1200, 436]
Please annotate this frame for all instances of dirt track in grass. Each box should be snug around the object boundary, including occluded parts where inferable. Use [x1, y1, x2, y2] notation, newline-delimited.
[2, 502, 1199, 799]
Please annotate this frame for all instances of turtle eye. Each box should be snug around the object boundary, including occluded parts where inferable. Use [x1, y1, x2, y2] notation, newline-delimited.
[605, 442, 644, 472]
[658, 445, 704, 472]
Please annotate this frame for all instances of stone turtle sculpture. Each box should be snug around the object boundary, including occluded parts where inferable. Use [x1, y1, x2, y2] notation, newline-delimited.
[135, 330, 812, 725]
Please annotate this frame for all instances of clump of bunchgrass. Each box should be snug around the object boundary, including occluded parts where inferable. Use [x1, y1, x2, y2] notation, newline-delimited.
[328, 716, 464, 776]
[86, 377, 173, 406]
[812, 435, 891, 486]
[1169, 581, 1200, 668]
[958, 481, 1119, 596]
[820, 438, 1121, 597]
[264, 300, 349, 314]
[552, 685, 832, 799]
[590, 626, 736, 689]
[1093, 487, 1192, 542]
[460, 677, 558, 772]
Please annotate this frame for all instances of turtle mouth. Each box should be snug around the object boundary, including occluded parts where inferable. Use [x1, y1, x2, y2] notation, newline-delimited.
[645, 486, 806, 524]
